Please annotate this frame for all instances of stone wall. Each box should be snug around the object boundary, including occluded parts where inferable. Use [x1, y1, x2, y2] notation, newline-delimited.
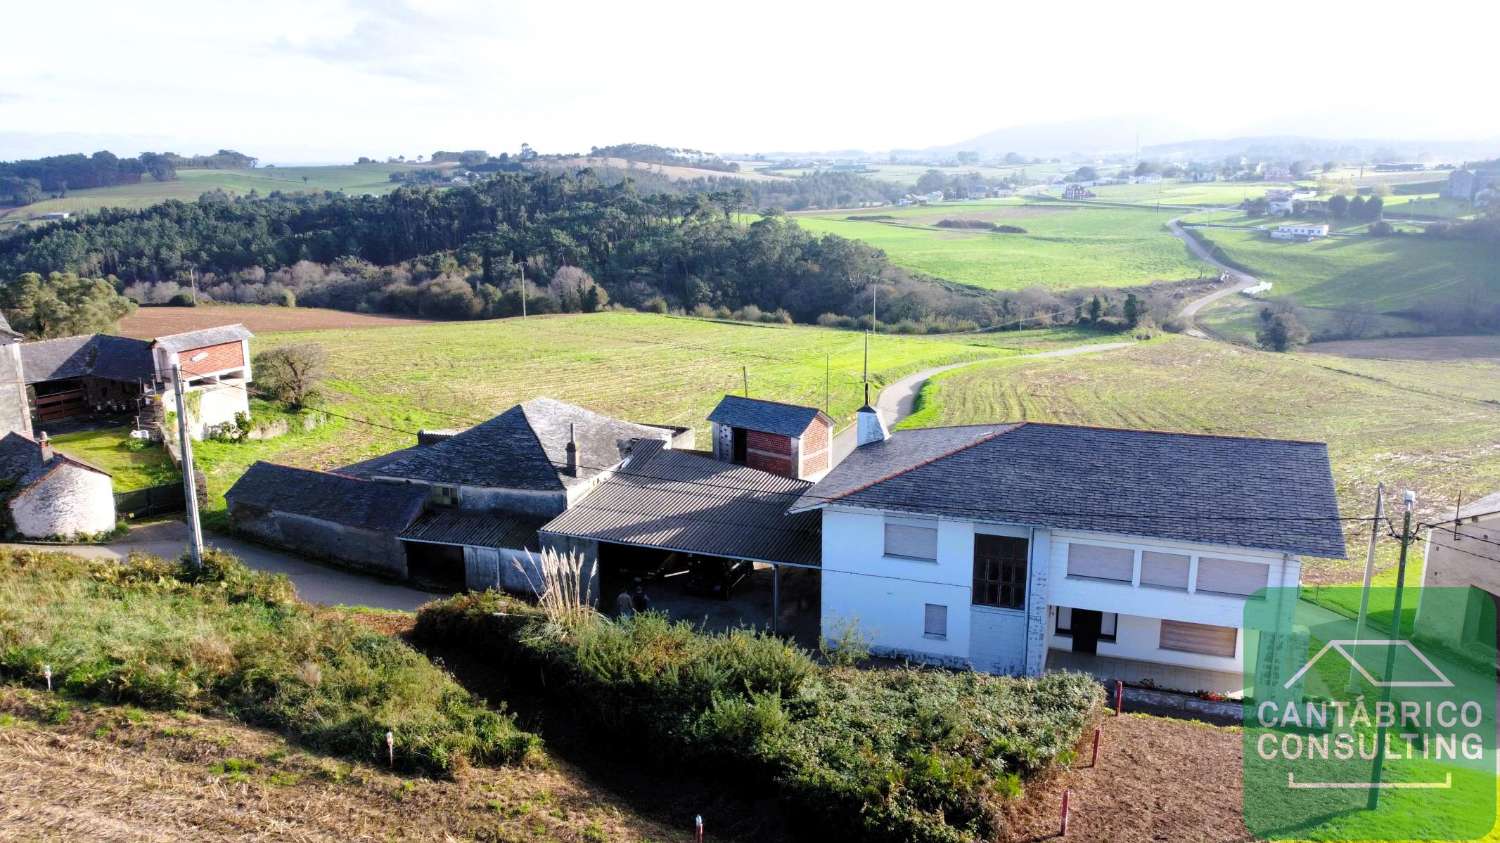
[0, 344, 31, 439]
[229, 503, 408, 578]
[10, 464, 115, 538]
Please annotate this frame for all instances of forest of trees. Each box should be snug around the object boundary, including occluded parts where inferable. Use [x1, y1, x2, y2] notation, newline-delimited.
[0, 168, 1189, 333]
[0, 151, 178, 205]
[586, 143, 739, 172]
[162, 149, 257, 169]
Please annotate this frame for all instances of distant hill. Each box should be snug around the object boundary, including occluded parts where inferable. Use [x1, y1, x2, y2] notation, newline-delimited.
[911, 115, 1199, 159]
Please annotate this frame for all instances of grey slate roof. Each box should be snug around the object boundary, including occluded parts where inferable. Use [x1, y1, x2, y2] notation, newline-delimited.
[399, 509, 545, 550]
[225, 461, 428, 532]
[371, 398, 672, 491]
[708, 395, 829, 438]
[0, 432, 110, 492]
[541, 440, 821, 566]
[152, 323, 253, 352]
[793, 422, 1347, 558]
[20, 334, 156, 384]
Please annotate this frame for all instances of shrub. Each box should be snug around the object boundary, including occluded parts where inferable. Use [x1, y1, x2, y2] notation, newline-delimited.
[0, 549, 536, 776]
[414, 593, 1101, 841]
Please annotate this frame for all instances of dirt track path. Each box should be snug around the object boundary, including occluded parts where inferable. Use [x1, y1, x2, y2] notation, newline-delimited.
[830, 341, 1134, 463]
[1168, 218, 1261, 338]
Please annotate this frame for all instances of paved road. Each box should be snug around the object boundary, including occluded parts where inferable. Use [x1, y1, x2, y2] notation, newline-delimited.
[1167, 218, 1261, 339]
[2, 520, 435, 611]
[830, 341, 1134, 463]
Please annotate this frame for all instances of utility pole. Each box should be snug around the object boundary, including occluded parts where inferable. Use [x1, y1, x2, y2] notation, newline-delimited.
[742, 365, 749, 397]
[189, 267, 199, 307]
[172, 364, 204, 570]
[1349, 482, 1384, 691]
[519, 265, 527, 318]
[1367, 489, 1416, 809]
[871, 280, 878, 331]
[862, 331, 870, 406]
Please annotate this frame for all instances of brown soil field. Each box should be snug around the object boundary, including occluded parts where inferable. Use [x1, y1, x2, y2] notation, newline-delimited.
[0, 686, 694, 843]
[1006, 712, 1251, 842]
[117, 305, 435, 338]
[1306, 335, 1500, 361]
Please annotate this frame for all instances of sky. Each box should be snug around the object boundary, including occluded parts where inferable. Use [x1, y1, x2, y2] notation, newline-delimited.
[4, 0, 1498, 163]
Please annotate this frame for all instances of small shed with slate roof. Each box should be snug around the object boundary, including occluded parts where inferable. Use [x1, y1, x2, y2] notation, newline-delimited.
[0, 431, 115, 539]
[226, 461, 429, 579]
[707, 395, 833, 482]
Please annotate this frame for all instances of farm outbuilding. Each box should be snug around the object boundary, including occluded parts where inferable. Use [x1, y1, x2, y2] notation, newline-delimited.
[225, 461, 428, 579]
[707, 395, 833, 481]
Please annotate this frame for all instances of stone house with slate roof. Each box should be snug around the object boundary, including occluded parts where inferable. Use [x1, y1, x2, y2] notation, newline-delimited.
[788, 406, 1345, 695]
[0, 430, 115, 538]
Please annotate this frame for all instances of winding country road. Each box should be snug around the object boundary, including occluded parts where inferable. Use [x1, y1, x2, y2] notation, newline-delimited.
[1167, 217, 1261, 338]
[830, 341, 1134, 463]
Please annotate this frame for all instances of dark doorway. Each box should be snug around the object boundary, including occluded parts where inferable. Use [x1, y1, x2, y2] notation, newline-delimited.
[404, 541, 464, 590]
[732, 427, 748, 463]
[1071, 609, 1104, 655]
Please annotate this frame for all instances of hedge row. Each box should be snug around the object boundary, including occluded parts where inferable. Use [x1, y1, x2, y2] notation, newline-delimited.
[414, 591, 1102, 842]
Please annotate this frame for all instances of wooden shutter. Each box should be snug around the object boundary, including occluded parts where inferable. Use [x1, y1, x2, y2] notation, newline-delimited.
[1196, 557, 1269, 596]
[1140, 551, 1191, 590]
[1159, 620, 1237, 657]
[884, 517, 938, 560]
[1066, 543, 1134, 582]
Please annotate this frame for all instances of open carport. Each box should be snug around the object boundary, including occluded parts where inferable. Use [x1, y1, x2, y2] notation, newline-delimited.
[540, 440, 821, 644]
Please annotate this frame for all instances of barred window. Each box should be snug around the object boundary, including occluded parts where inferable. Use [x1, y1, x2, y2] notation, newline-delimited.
[973, 534, 1029, 609]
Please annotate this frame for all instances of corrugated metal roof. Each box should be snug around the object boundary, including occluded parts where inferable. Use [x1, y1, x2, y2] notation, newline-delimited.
[541, 440, 821, 566]
[708, 395, 828, 438]
[399, 509, 545, 550]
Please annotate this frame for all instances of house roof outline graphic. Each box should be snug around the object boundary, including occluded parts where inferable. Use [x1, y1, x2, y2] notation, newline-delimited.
[1283, 639, 1454, 690]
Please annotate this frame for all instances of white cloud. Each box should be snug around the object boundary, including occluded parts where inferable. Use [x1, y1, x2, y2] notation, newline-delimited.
[2, 0, 1497, 161]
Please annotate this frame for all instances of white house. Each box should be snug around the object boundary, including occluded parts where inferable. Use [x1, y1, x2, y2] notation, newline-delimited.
[0, 431, 115, 538]
[1271, 223, 1329, 241]
[789, 411, 1345, 695]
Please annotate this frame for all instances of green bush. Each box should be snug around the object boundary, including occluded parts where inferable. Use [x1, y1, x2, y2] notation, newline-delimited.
[0, 550, 537, 776]
[414, 592, 1101, 842]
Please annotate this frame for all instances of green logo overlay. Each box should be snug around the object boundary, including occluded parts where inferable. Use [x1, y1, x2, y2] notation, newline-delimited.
[1244, 587, 1496, 840]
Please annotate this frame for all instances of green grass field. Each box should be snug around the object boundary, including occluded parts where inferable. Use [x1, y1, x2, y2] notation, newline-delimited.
[794, 200, 1213, 290]
[902, 335, 1500, 583]
[182, 311, 1102, 515]
[1184, 221, 1500, 341]
[1084, 181, 1298, 207]
[0, 164, 431, 224]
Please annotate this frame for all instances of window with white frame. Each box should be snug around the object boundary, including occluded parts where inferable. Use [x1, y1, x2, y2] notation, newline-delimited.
[923, 603, 948, 639]
[1054, 607, 1118, 641]
[1066, 543, 1134, 582]
[1140, 550, 1191, 590]
[1159, 619, 1237, 657]
[884, 515, 938, 561]
[1195, 557, 1269, 597]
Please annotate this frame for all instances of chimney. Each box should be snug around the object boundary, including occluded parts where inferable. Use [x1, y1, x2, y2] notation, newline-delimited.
[855, 403, 889, 447]
[38, 431, 53, 461]
[564, 423, 579, 477]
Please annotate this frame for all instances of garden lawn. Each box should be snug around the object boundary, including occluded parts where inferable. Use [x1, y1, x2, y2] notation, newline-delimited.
[902, 335, 1500, 584]
[50, 426, 178, 492]
[794, 201, 1211, 291]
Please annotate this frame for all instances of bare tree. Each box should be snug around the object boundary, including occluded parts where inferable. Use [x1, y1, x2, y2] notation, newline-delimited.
[253, 343, 327, 409]
[1332, 303, 1377, 340]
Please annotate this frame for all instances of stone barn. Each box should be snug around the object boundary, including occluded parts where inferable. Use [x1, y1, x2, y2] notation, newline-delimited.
[225, 461, 428, 579]
[707, 395, 834, 481]
[0, 431, 115, 539]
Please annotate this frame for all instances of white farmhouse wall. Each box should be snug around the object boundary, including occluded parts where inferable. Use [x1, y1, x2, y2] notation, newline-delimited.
[195, 385, 249, 435]
[10, 465, 115, 538]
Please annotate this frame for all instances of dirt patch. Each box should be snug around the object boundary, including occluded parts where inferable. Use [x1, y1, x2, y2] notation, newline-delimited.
[1005, 712, 1251, 842]
[118, 305, 434, 338]
[0, 686, 694, 842]
[1306, 335, 1500, 361]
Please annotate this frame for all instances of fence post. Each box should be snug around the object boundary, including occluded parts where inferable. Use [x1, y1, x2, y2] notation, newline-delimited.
[1090, 727, 1100, 767]
[1114, 680, 1123, 715]
[1060, 788, 1071, 836]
